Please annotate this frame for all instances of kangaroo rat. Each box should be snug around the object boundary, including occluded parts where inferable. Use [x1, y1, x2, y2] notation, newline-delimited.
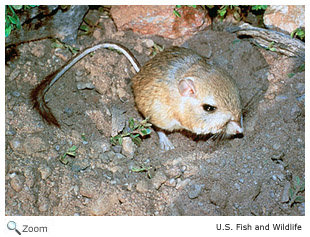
[30, 42, 243, 150]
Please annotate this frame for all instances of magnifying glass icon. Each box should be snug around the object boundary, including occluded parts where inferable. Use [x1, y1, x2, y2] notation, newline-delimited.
[7, 221, 21, 235]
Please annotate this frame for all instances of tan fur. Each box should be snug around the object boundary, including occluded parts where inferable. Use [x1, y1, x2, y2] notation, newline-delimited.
[132, 47, 242, 135]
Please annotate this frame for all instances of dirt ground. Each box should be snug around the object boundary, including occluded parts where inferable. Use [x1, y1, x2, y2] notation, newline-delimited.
[5, 12, 305, 216]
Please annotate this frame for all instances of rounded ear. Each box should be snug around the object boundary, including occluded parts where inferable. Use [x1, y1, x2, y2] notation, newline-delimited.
[178, 78, 196, 97]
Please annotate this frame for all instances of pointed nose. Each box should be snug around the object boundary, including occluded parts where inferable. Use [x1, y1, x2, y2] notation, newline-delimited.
[226, 115, 244, 137]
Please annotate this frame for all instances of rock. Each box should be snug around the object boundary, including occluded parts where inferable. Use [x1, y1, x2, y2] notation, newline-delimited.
[143, 39, 154, 48]
[264, 6, 305, 34]
[64, 107, 73, 117]
[24, 167, 36, 188]
[12, 91, 20, 97]
[77, 82, 95, 90]
[121, 137, 137, 158]
[111, 106, 127, 137]
[54, 48, 70, 61]
[111, 145, 122, 153]
[90, 192, 119, 215]
[10, 175, 24, 192]
[110, 6, 210, 40]
[136, 179, 150, 193]
[8, 69, 20, 81]
[188, 184, 205, 199]
[9, 139, 22, 151]
[166, 166, 183, 179]
[209, 183, 227, 208]
[30, 43, 46, 58]
[176, 178, 190, 190]
[75, 69, 85, 77]
[275, 94, 288, 102]
[80, 177, 100, 198]
[23, 136, 47, 155]
[38, 164, 52, 180]
[165, 178, 177, 187]
[92, 138, 111, 154]
[152, 171, 167, 190]
[85, 110, 111, 137]
[38, 197, 50, 212]
[71, 158, 90, 172]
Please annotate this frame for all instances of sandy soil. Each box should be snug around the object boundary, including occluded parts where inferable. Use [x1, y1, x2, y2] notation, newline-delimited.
[5, 13, 305, 216]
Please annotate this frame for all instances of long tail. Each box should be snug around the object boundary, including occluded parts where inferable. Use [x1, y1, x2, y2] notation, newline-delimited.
[30, 41, 141, 127]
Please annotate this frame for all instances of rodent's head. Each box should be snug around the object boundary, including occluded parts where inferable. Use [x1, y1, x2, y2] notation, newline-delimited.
[176, 64, 243, 138]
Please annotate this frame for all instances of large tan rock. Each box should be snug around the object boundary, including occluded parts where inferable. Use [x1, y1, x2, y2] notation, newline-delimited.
[264, 5, 305, 33]
[110, 5, 210, 39]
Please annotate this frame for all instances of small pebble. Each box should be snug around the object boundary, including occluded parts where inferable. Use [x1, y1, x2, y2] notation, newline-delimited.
[38, 165, 52, 180]
[10, 175, 24, 192]
[275, 95, 288, 102]
[64, 107, 73, 117]
[10, 139, 21, 150]
[281, 181, 291, 203]
[121, 137, 136, 158]
[54, 145, 60, 151]
[234, 183, 241, 191]
[272, 143, 281, 150]
[6, 129, 16, 136]
[176, 178, 190, 190]
[152, 171, 167, 190]
[188, 184, 205, 199]
[112, 145, 122, 153]
[77, 82, 95, 90]
[136, 179, 150, 193]
[12, 91, 20, 97]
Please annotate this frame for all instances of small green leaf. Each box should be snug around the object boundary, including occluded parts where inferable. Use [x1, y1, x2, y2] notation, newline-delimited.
[51, 41, 65, 49]
[132, 136, 142, 146]
[232, 39, 240, 44]
[5, 25, 12, 37]
[299, 182, 305, 192]
[294, 175, 301, 186]
[176, 5, 181, 8]
[141, 128, 151, 136]
[294, 196, 305, 203]
[129, 118, 135, 130]
[80, 25, 90, 32]
[15, 15, 21, 29]
[59, 156, 69, 165]
[173, 9, 181, 17]
[12, 5, 23, 10]
[8, 15, 17, 24]
[289, 188, 295, 199]
[81, 133, 87, 141]
[298, 64, 305, 72]
[287, 73, 295, 78]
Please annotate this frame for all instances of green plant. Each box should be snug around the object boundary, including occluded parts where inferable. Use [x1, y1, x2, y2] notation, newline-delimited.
[131, 165, 153, 179]
[291, 28, 305, 41]
[288, 175, 305, 206]
[217, 5, 240, 20]
[267, 41, 276, 52]
[251, 5, 268, 11]
[51, 39, 80, 55]
[150, 43, 165, 57]
[59, 145, 77, 165]
[110, 117, 152, 146]
[5, 5, 38, 37]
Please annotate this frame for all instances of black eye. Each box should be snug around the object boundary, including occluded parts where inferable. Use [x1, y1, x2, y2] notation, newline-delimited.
[202, 104, 217, 112]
